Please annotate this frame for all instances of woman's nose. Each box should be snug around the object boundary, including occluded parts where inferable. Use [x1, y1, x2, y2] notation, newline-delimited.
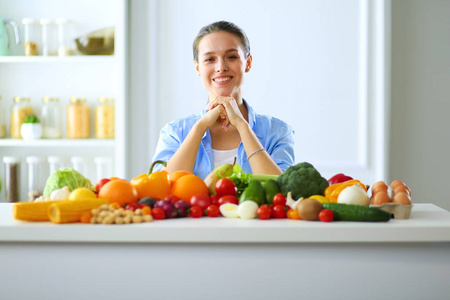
[216, 59, 228, 72]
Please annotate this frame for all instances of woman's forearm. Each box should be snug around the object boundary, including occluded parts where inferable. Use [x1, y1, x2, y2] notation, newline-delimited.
[236, 123, 282, 175]
[164, 122, 207, 173]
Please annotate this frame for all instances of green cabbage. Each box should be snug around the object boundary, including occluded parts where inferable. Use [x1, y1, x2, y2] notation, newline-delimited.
[43, 167, 93, 196]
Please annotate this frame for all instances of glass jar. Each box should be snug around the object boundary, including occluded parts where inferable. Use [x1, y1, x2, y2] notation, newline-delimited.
[26, 156, 46, 201]
[48, 156, 67, 175]
[0, 95, 6, 138]
[66, 97, 90, 139]
[22, 18, 41, 56]
[10, 97, 33, 139]
[40, 19, 58, 56]
[94, 157, 114, 183]
[41, 97, 62, 138]
[95, 97, 115, 139]
[3, 156, 21, 203]
[56, 18, 76, 56]
[71, 156, 89, 176]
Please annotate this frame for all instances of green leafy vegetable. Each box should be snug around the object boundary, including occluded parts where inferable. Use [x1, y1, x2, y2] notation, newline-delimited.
[43, 167, 93, 197]
[24, 115, 40, 124]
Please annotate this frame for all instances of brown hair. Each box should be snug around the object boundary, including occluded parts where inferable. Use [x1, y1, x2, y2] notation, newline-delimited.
[193, 21, 251, 62]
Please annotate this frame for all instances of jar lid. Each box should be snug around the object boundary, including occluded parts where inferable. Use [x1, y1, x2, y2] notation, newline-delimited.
[48, 156, 67, 163]
[70, 97, 86, 103]
[14, 97, 31, 102]
[22, 18, 39, 25]
[43, 97, 59, 102]
[3, 156, 21, 164]
[26, 156, 46, 164]
[98, 97, 115, 103]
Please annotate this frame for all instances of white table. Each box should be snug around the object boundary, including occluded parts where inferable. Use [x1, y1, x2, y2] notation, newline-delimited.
[1, 203, 449, 300]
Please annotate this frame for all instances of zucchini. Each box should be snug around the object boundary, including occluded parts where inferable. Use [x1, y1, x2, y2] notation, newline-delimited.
[322, 203, 391, 222]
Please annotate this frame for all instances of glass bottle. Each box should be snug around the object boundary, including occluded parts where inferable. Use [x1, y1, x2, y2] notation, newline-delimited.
[0, 95, 6, 138]
[94, 157, 114, 183]
[95, 97, 115, 139]
[22, 18, 41, 56]
[26, 156, 46, 201]
[41, 97, 62, 138]
[71, 156, 89, 176]
[40, 19, 58, 56]
[66, 97, 90, 139]
[48, 156, 67, 175]
[3, 156, 21, 203]
[10, 97, 33, 139]
[56, 18, 76, 56]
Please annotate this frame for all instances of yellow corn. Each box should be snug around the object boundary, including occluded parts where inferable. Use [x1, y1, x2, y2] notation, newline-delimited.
[48, 198, 110, 224]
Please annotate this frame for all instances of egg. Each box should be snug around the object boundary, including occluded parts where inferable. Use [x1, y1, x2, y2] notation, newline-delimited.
[219, 203, 239, 218]
[371, 181, 388, 196]
[372, 191, 391, 205]
[393, 192, 412, 205]
[394, 185, 411, 196]
[390, 180, 405, 189]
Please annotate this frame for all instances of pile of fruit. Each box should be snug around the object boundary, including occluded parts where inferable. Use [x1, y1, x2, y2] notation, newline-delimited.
[12, 161, 413, 224]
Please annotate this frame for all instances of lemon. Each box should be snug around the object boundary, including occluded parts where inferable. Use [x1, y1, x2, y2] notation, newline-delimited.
[69, 187, 97, 200]
[219, 203, 239, 218]
[309, 195, 330, 203]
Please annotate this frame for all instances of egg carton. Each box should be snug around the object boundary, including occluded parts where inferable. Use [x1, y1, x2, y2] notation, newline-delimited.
[370, 203, 413, 219]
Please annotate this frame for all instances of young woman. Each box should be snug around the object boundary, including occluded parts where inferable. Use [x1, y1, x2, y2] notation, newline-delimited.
[152, 21, 295, 179]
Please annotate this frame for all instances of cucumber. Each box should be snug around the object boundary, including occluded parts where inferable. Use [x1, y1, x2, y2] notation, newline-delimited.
[322, 203, 391, 222]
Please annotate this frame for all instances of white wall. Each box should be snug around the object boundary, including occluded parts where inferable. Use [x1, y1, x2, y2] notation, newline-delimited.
[390, 0, 450, 210]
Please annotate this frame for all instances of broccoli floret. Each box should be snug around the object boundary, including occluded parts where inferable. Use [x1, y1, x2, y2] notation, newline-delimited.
[276, 162, 329, 199]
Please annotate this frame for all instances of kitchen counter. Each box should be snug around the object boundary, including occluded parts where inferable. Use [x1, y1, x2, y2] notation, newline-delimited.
[1, 203, 450, 300]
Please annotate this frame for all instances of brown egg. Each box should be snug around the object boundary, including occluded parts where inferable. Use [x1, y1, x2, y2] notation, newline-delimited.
[372, 191, 391, 205]
[390, 180, 405, 189]
[371, 181, 388, 195]
[394, 185, 411, 196]
[393, 192, 412, 205]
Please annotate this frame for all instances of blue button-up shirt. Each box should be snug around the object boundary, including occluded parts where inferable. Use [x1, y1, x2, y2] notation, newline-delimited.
[152, 100, 295, 179]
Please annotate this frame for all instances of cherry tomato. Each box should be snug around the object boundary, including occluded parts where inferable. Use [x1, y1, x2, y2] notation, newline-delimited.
[215, 178, 237, 197]
[287, 209, 301, 220]
[152, 207, 165, 220]
[190, 194, 211, 211]
[190, 206, 203, 218]
[218, 195, 239, 206]
[206, 205, 220, 217]
[319, 209, 334, 222]
[125, 202, 139, 212]
[272, 204, 286, 219]
[257, 204, 272, 220]
[210, 194, 221, 206]
[273, 193, 287, 206]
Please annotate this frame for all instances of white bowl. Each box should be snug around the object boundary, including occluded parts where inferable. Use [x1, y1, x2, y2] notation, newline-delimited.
[21, 123, 43, 140]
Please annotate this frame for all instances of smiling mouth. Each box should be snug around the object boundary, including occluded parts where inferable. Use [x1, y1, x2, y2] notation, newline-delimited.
[213, 76, 232, 83]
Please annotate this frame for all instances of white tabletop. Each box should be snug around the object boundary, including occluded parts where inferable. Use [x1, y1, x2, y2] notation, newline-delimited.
[1, 203, 450, 243]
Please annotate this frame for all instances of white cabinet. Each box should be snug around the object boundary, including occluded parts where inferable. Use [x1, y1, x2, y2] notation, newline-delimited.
[0, 0, 127, 201]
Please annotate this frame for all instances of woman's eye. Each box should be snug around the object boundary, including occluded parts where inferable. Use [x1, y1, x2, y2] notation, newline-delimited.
[204, 58, 214, 62]
[228, 55, 238, 59]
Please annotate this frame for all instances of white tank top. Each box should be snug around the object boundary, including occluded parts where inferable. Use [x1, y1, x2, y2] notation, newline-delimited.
[212, 148, 238, 169]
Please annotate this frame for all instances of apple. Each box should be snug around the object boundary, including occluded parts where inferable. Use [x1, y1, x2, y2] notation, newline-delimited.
[96, 178, 111, 194]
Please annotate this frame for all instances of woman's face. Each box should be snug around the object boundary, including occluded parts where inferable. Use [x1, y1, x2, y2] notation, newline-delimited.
[195, 31, 252, 101]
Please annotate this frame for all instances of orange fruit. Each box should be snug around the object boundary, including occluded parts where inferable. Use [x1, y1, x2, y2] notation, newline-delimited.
[168, 170, 192, 187]
[99, 179, 138, 205]
[170, 174, 209, 202]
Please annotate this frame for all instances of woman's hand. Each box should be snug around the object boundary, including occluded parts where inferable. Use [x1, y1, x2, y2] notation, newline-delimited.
[208, 96, 246, 130]
[199, 104, 228, 131]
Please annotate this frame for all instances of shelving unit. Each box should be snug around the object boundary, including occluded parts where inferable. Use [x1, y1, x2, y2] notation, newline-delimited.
[0, 0, 128, 202]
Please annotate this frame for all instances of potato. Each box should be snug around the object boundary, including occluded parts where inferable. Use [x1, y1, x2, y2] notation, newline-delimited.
[296, 198, 323, 221]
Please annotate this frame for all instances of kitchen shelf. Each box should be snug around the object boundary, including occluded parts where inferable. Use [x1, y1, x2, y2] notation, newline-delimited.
[0, 56, 116, 63]
[0, 139, 115, 147]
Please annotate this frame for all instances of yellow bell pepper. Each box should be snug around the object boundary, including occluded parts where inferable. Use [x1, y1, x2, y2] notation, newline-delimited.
[131, 160, 170, 200]
[324, 179, 367, 203]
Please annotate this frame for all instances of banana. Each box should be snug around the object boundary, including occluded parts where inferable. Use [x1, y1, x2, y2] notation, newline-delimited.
[204, 163, 234, 195]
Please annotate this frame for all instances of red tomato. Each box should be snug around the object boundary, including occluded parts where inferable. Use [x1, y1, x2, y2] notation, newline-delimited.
[190, 206, 203, 218]
[95, 178, 111, 194]
[152, 207, 165, 220]
[206, 205, 220, 217]
[210, 194, 221, 206]
[319, 209, 334, 222]
[272, 204, 286, 219]
[190, 194, 211, 211]
[125, 202, 139, 212]
[257, 204, 272, 220]
[215, 178, 237, 197]
[218, 195, 239, 206]
[273, 193, 287, 206]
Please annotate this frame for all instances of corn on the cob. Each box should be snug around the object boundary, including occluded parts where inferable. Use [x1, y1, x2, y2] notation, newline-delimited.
[13, 201, 60, 222]
[48, 198, 110, 224]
